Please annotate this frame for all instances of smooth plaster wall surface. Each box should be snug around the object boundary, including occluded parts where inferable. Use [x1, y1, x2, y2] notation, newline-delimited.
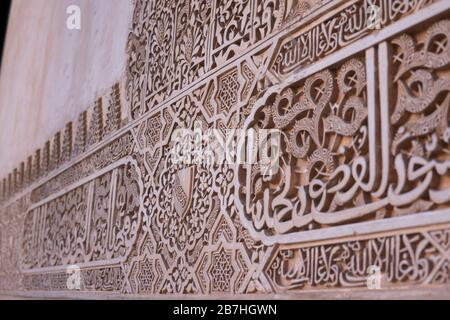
[0, 0, 133, 177]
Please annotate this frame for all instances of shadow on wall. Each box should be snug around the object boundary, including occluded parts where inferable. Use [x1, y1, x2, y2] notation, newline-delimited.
[0, 1, 11, 73]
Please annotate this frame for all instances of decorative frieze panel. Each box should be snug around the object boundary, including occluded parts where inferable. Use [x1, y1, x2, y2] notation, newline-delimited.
[269, 0, 437, 79]
[22, 158, 143, 271]
[235, 54, 375, 240]
[1, 0, 449, 298]
[234, 17, 450, 245]
[23, 266, 125, 293]
[266, 225, 450, 291]
[30, 132, 134, 204]
[389, 20, 450, 215]
[126, 0, 333, 120]
[0, 198, 28, 291]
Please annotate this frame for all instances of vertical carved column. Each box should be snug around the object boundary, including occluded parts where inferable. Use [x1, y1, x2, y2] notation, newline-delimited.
[12, 169, 18, 194]
[7, 174, 12, 198]
[25, 156, 33, 186]
[32, 149, 41, 181]
[88, 98, 104, 147]
[1, 178, 4, 201]
[18, 163, 25, 191]
[49, 132, 61, 171]
[61, 122, 73, 163]
[41, 142, 50, 177]
[1, 178, 5, 201]
[104, 84, 122, 137]
[74, 111, 88, 156]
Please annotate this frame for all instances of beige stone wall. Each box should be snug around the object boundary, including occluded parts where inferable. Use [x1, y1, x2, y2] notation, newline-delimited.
[0, 0, 133, 177]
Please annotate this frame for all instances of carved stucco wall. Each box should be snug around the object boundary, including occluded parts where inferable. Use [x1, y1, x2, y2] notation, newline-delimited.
[0, 0, 449, 298]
